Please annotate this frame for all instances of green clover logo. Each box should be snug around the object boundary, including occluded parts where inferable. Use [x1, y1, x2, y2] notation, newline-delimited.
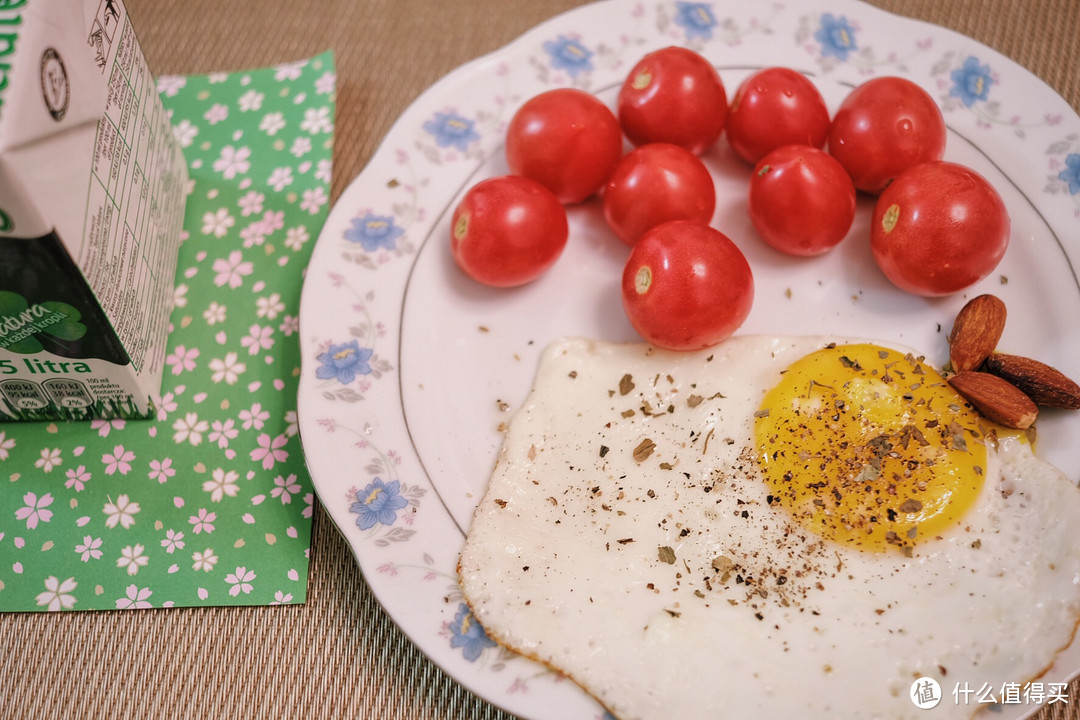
[0, 291, 87, 354]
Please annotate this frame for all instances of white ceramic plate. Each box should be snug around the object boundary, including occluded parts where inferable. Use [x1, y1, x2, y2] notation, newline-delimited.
[297, 1, 1080, 717]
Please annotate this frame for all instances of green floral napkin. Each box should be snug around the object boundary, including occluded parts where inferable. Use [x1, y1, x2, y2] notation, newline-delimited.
[0, 51, 335, 611]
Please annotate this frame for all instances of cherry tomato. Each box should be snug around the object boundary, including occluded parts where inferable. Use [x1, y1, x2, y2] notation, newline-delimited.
[726, 67, 831, 165]
[621, 220, 754, 351]
[870, 161, 1010, 297]
[450, 175, 569, 287]
[827, 76, 946, 194]
[505, 88, 623, 204]
[617, 46, 727, 155]
[602, 143, 716, 246]
[748, 145, 856, 256]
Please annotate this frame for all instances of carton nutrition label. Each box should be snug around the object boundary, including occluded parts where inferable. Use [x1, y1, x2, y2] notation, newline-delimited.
[82, 15, 186, 373]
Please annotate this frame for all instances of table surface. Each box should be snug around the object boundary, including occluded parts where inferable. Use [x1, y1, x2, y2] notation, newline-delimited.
[4, 1, 1080, 718]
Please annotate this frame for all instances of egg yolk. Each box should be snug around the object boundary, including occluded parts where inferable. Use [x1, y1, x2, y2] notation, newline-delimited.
[754, 344, 987, 553]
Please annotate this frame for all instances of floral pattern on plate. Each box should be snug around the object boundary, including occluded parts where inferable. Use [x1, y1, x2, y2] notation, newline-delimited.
[297, 3, 1080, 719]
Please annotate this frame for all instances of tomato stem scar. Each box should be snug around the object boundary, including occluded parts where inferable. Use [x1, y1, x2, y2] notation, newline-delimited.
[881, 203, 900, 233]
[635, 266, 653, 294]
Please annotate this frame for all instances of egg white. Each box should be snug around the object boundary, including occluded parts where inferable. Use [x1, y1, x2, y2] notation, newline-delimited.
[457, 336, 1080, 720]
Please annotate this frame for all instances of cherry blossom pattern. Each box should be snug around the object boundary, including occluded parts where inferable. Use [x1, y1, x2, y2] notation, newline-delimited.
[34, 448, 62, 472]
[189, 508, 217, 535]
[209, 352, 247, 385]
[75, 536, 103, 562]
[202, 207, 235, 238]
[117, 544, 149, 576]
[161, 529, 186, 554]
[271, 473, 302, 503]
[173, 412, 210, 446]
[103, 494, 140, 529]
[15, 492, 54, 530]
[102, 445, 136, 475]
[0, 51, 328, 612]
[149, 458, 177, 484]
[0, 431, 15, 460]
[250, 433, 289, 470]
[192, 548, 218, 572]
[225, 566, 256, 596]
[213, 145, 252, 179]
[116, 585, 154, 610]
[212, 250, 255, 288]
[203, 468, 241, 502]
[65, 465, 91, 492]
[166, 345, 200, 375]
[35, 576, 77, 611]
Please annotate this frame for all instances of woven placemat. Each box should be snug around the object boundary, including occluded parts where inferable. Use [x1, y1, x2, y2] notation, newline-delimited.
[3, 1, 1079, 718]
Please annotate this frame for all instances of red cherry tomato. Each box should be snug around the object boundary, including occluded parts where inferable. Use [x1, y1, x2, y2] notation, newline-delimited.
[726, 67, 831, 165]
[602, 143, 716, 246]
[506, 88, 623, 204]
[450, 175, 569, 288]
[870, 161, 1010, 297]
[748, 145, 856, 256]
[621, 220, 754, 351]
[617, 46, 727, 155]
[827, 76, 946, 195]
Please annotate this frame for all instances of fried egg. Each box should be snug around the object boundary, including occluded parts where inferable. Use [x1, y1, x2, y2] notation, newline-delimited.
[457, 336, 1080, 720]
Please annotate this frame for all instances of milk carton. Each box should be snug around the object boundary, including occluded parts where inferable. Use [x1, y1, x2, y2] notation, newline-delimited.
[0, 0, 187, 421]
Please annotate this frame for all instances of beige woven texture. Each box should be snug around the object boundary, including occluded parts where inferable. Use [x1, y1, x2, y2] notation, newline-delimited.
[3, 1, 1079, 718]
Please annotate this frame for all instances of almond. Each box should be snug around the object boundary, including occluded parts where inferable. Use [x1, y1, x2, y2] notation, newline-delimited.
[948, 370, 1038, 430]
[947, 294, 1007, 372]
[984, 353, 1080, 409]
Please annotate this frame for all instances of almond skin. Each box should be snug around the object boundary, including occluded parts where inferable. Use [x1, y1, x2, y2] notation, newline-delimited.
[948, 370, 1038, 430]
[984, 353, 1080, 409]
[947, 294, 1007, 372]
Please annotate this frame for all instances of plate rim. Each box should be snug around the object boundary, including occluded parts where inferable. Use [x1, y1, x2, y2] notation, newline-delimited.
[297, 1, 1080, 718]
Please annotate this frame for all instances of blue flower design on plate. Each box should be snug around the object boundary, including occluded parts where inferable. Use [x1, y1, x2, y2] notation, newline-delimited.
[949, 56, 994, 107]
[351, 477, 410, 530]
[673, 1, 717, 41]
[345, 213, 404, 252]
[815, 13, 857, 61]
[315, 340, 373, 384]
[422, 111, 480, 151]
[1059, 153, 1080, 194]
[449, 603, 497, 661]
[543, 35, 593, 77]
